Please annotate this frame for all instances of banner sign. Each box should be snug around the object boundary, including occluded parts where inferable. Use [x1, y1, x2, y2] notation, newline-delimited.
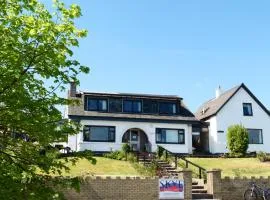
[159, 179, 184, 199]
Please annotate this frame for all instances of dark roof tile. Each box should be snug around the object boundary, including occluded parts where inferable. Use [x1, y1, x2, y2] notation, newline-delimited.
[195, 85, 241, 120]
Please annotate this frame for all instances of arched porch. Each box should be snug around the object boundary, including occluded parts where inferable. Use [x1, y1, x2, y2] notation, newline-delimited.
[122, 128, 151, 152]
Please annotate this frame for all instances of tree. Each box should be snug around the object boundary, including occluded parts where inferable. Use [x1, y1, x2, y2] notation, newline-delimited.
[227, 124, 249, 156]
[0, 0, 95, 199]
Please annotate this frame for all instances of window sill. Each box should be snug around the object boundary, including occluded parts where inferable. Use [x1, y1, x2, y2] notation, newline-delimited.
[81, 141, 116, 143]
[156, 142, 185, 145]
[249, 143, 263, 145]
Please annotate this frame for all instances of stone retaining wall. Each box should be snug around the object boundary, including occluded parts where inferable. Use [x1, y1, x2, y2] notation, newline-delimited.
[207, 169, 270, 200]
[64, 169, 193, 200]
[64, 176, 159, 200]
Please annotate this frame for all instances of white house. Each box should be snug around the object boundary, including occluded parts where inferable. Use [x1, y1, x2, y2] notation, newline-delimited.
[67, 83, 205, 154]
[195, 83, 270, 154]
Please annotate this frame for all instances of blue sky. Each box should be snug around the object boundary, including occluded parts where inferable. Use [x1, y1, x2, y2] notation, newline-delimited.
[49, 0, 270, 112]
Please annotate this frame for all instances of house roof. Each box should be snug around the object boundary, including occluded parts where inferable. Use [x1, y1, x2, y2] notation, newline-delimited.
[68, 90, 200, 123]
[195, 83, 270, 120]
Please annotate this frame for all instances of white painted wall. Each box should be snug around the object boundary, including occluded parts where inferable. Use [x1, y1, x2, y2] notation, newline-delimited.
[209, 87, 270, 153]
[68, 120, 193, 154]
[206, 116, 217, 153]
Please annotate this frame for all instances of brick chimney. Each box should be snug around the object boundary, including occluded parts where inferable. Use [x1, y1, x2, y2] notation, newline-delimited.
[69, 82, 77, 97]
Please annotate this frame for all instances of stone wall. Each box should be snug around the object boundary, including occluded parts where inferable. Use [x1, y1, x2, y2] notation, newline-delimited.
[64, 176, 159, 200]
[221, 177, 270, 200]
[64, 170, 193, 200]
[207, 169, 270, 200]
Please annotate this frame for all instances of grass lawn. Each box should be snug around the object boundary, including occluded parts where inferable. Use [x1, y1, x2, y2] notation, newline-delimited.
[62, 157, 140, 177]
[185, 157, 270, 177]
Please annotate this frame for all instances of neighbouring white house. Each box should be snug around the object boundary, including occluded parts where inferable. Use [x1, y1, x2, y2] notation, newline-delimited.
[66, 83, 207, 154]
[195, 83, 270, 154]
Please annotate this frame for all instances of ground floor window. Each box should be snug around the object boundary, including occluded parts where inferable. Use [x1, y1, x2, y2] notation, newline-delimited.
[156, 128, 185, 144]
[247, 129, 263, 144]
[83, 126, 115, 142]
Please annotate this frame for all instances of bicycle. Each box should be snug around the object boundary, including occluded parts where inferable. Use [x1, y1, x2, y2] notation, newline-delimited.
[244, 182, 270, 200]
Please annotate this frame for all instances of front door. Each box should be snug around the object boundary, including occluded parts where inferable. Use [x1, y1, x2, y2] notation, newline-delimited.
[130, 130, 140, 151]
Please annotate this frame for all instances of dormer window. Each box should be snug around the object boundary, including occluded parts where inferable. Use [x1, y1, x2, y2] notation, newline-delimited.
[123, 100, 142, 113]
[159, 102, 177, 115]
[243, 103, 253, 116]
[87, 98, 108, 111]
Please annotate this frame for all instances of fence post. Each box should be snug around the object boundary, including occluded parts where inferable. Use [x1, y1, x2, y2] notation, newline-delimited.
[207, 169, 222, 199]
[175, 155, 177, 168]
[143, 155, 145, 165]
[181, 169, 192, 200]
[185, 160, 188, 168]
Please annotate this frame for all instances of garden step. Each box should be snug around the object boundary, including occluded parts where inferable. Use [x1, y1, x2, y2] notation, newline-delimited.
[158, 164, 171, 166]
[163, 166, 176, 169]
[192, 182, 199, 185]
[192, 185, 205, 189]
[156, 161, 169, 164]
[192, 189, 207, 194]
[192, 193, 213, 199]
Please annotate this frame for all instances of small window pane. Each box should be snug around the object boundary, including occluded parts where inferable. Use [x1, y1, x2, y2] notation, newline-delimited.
[166, 130, 178, 143]
[248, 129, 263, 144]
[178, 130, 185, 144]
[159, 102, 177, 114]
[133, 101, 142, 113]
[123, 100, 132, 112]
[88, 99, 98, 110]
[109, 98, 122, 112]
[143, 100, 158, 113]
[156, 133, 162, 142]
[83, 127, 90, 141]
[90, 127, 109, 141]
[243, 103, 253, 116]
[98, 100, 107, 111]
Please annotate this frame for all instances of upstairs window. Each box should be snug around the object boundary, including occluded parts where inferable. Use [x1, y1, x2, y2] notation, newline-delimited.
[143, 100, 158, 114]
[159, 102, 177, 115]
[156, 128, 185, 144]
[243, 103, 253, 116]
[123, 100, 142, 113]
[109, 98, 122, 113]
[83, 126, 115, 142]
[87, 98, 107, 111]
[247, 129, 263, 144]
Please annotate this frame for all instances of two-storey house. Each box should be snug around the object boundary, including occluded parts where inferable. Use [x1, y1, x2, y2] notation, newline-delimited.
[195, 83, 270, 154]
[67, 83, 204, 154]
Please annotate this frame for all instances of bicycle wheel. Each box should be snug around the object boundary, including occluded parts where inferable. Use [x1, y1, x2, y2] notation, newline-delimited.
[244, 189, 258, 200]
[265, 189, 270, 200]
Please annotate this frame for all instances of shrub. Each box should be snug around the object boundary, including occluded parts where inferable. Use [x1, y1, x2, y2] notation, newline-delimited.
[257, 151, 270, 162]
[104, 151, 125, 160]
[122, 143, 131, 154]
[127, 153, 137, 163]
[227, 124, 249, 157]
[157, 146, 165, 158]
